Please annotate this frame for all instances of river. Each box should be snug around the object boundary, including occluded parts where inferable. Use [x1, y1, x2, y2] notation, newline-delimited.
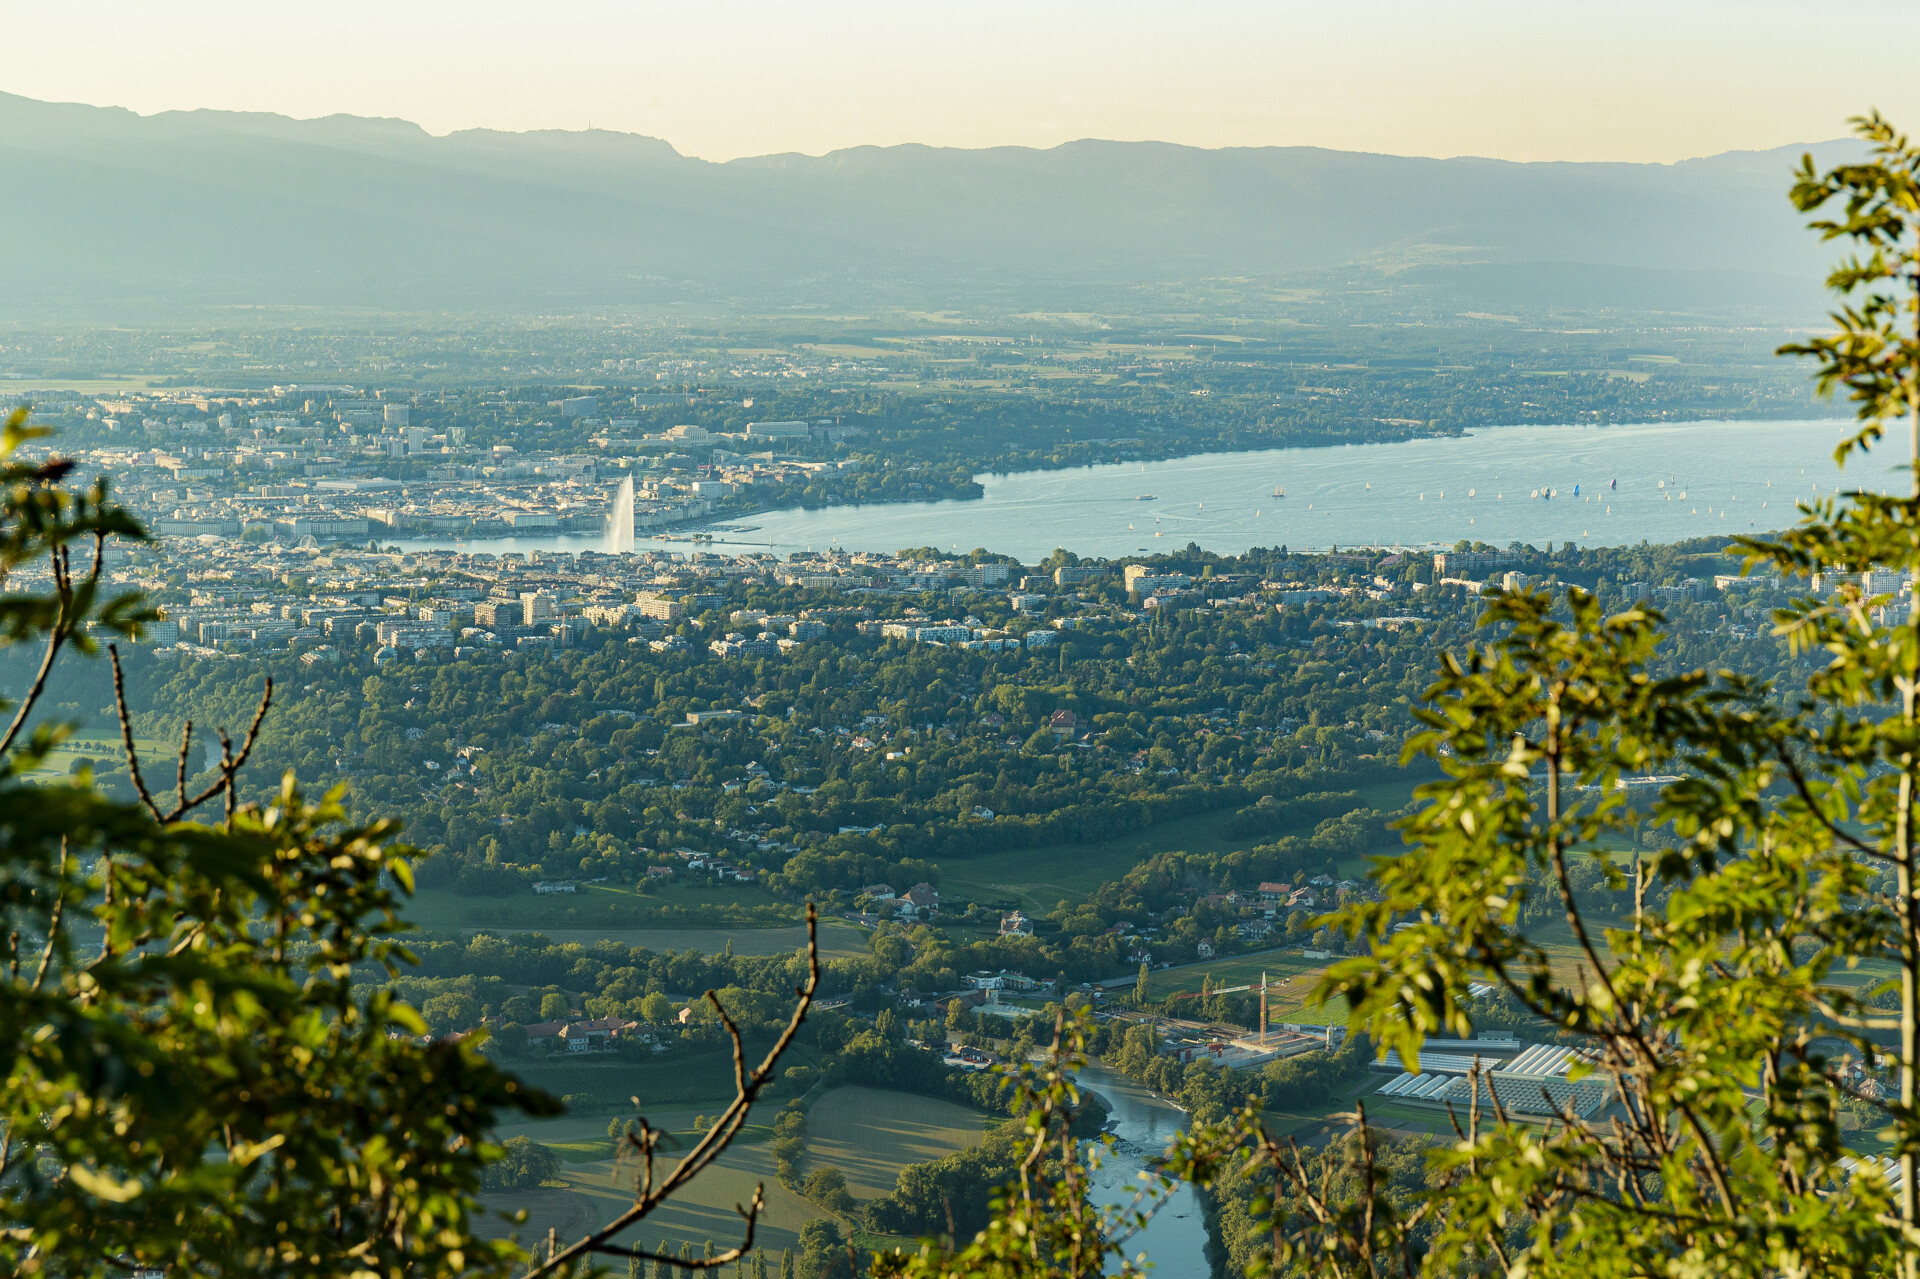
[391, 419, 1872, 563]
[1077, 1063, 1212, 1277]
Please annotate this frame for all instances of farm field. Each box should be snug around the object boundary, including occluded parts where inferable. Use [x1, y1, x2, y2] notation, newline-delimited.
[479, 1084, 988, 1258]
[18, 730, 175, 778]
[437, 923, 868, 958]
[478, 1124, 819, 1259]
[402, 879, 797, 930]
[801, 1086, 992, 1202]
[400, 903, 870, 959]
[508, 1043, 823, 1116]
[399, 882, 869, 959]
[1153, 946, 1333, 998]
[544, 1122, 774, 1164]
[938, 777, 1416, 914]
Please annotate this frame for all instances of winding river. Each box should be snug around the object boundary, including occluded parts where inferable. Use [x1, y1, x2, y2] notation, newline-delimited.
[1077, 1064, 1212, 1277]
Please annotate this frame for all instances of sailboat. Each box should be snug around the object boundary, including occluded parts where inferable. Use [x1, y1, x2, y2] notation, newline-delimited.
[1272, 485, 1282, 497]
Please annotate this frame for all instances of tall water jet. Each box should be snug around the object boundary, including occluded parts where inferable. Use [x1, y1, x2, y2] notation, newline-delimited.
[605, 475, 636, 554]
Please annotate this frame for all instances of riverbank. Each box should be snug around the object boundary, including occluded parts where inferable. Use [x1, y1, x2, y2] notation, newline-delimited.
[1076, 1063, 1213, 1278]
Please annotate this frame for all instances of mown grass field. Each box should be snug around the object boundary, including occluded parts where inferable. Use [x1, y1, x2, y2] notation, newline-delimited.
[19, 731, 172, 778]
[403, 877, 793, 927]
[802, 1086, 992, 1202]
[478, 1128, 820, 1259]
[938, 777, 1418, 913]
[545, 1123, 773, 1165]
[509, 1043, 823, 1115]
[400, 888, 869, 958]
[1153, 946, 1332, 997]
[483, 1084, 990, 1259]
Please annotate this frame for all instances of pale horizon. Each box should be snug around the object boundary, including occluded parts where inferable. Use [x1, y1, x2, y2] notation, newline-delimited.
[4, 0, 1914, 165]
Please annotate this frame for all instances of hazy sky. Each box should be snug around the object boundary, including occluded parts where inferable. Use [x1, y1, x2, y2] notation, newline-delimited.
[5, 0, 1912, 163]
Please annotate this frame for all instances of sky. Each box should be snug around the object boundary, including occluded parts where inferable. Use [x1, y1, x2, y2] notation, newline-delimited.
[4, 0, 1913, 163]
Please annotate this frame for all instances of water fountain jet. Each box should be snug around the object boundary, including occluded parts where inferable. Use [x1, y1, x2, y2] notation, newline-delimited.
[605, 475, 636, 554]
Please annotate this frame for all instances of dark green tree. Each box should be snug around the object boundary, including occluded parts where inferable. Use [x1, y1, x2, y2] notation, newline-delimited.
[0, 409, 557, 1275]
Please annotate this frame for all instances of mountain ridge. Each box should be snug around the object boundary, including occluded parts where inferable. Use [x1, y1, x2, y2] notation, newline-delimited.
[0, 90, 1854, 316]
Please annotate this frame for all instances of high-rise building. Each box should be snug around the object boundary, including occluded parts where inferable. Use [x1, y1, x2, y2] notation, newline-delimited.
[634, 593, 684, 621]
[522, 591, 559, 625]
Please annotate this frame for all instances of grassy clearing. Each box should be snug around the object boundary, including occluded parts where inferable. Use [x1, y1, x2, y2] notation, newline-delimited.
[1263, 1074, 1393, 1143]
[491, 1106, 824, 1257]
[508, 1043, 823, 1115]
[596, 1139, 818, 1257]
[402, 879, 797, 931]
[803, 1086, 992, 1202]
[399, 882, 870, 958]
[400, 890, 870, 958]
[546, 1124, 773, 1165]
[426, 921, 867, 958]
[19, 731, 172, 778]
[939, 776, 1417, 914]
[483, 1137, 820, 1258]
[1153, 947, 1334, 998]
[470, 1185, 603, 1252]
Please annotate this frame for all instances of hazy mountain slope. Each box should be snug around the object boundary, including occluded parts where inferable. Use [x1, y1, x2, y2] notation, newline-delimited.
[0, 90, 1848, 314]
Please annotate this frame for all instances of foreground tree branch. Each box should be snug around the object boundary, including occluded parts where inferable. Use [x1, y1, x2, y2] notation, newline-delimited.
[523, 903, 823, 1278]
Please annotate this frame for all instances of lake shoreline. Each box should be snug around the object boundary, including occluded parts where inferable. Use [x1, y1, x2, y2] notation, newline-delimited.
[388, 416, 1861, 562]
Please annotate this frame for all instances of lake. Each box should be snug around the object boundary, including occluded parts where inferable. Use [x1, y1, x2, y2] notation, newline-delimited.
[394, 418, 1874, 562]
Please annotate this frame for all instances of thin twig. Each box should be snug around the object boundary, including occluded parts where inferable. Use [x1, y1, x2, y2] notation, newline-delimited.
[29, 838, 68, 994]
[108, 646, 164, 822]
[0, 546, 74, 757]
[175, 722, 192, 818]
[169, 678, 272, 822]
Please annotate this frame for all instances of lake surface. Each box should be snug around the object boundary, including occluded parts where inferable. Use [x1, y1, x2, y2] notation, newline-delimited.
[1077, 1063, 1211, 1277]
[394, 418, 1876, 562]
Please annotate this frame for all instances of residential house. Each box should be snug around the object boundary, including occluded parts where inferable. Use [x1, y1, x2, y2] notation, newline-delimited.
[898, 883, 941, 918]
[999, 911, 1034, 938]
[557, 1017, 641, 1052]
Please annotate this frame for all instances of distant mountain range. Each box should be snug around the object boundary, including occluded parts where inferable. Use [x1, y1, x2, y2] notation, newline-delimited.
[0, 90, 1853, 317]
